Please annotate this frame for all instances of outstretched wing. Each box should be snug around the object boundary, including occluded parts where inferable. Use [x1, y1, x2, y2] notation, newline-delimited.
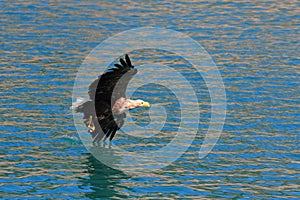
[88, 54, 137, 106]
[76, 54, 136, 141]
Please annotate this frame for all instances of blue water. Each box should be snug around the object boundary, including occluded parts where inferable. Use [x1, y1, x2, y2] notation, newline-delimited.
[1, 1, 299, 199]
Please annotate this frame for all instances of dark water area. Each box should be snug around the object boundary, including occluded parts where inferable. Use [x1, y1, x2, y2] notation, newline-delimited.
[1, 1, 299, 199]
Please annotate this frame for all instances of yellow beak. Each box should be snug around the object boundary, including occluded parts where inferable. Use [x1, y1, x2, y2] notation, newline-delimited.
[143, 102, 150, 107]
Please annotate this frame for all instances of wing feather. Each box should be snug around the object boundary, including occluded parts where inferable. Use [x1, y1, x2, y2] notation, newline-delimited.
[89, 54, 137, 104]
[125, 54, 132, 67]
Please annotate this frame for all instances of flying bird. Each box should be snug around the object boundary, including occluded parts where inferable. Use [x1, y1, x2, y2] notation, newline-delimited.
[76, 54, 150, 142]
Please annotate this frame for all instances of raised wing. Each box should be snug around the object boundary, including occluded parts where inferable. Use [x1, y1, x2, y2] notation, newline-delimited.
[88, 54, 137, 106]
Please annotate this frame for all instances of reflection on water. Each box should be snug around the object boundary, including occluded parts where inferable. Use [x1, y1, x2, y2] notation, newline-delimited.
[1, 0, 299, 199]
[80, 154, 130, 199]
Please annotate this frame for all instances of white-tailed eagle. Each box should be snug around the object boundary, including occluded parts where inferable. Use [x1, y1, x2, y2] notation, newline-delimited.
[76, 54, 150, 142]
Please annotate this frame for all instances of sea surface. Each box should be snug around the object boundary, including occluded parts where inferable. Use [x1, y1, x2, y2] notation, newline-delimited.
[1, 1, 299, 199]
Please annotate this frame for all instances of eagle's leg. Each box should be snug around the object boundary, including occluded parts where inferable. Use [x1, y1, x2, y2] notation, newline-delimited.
[87, 115, 95, 133]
